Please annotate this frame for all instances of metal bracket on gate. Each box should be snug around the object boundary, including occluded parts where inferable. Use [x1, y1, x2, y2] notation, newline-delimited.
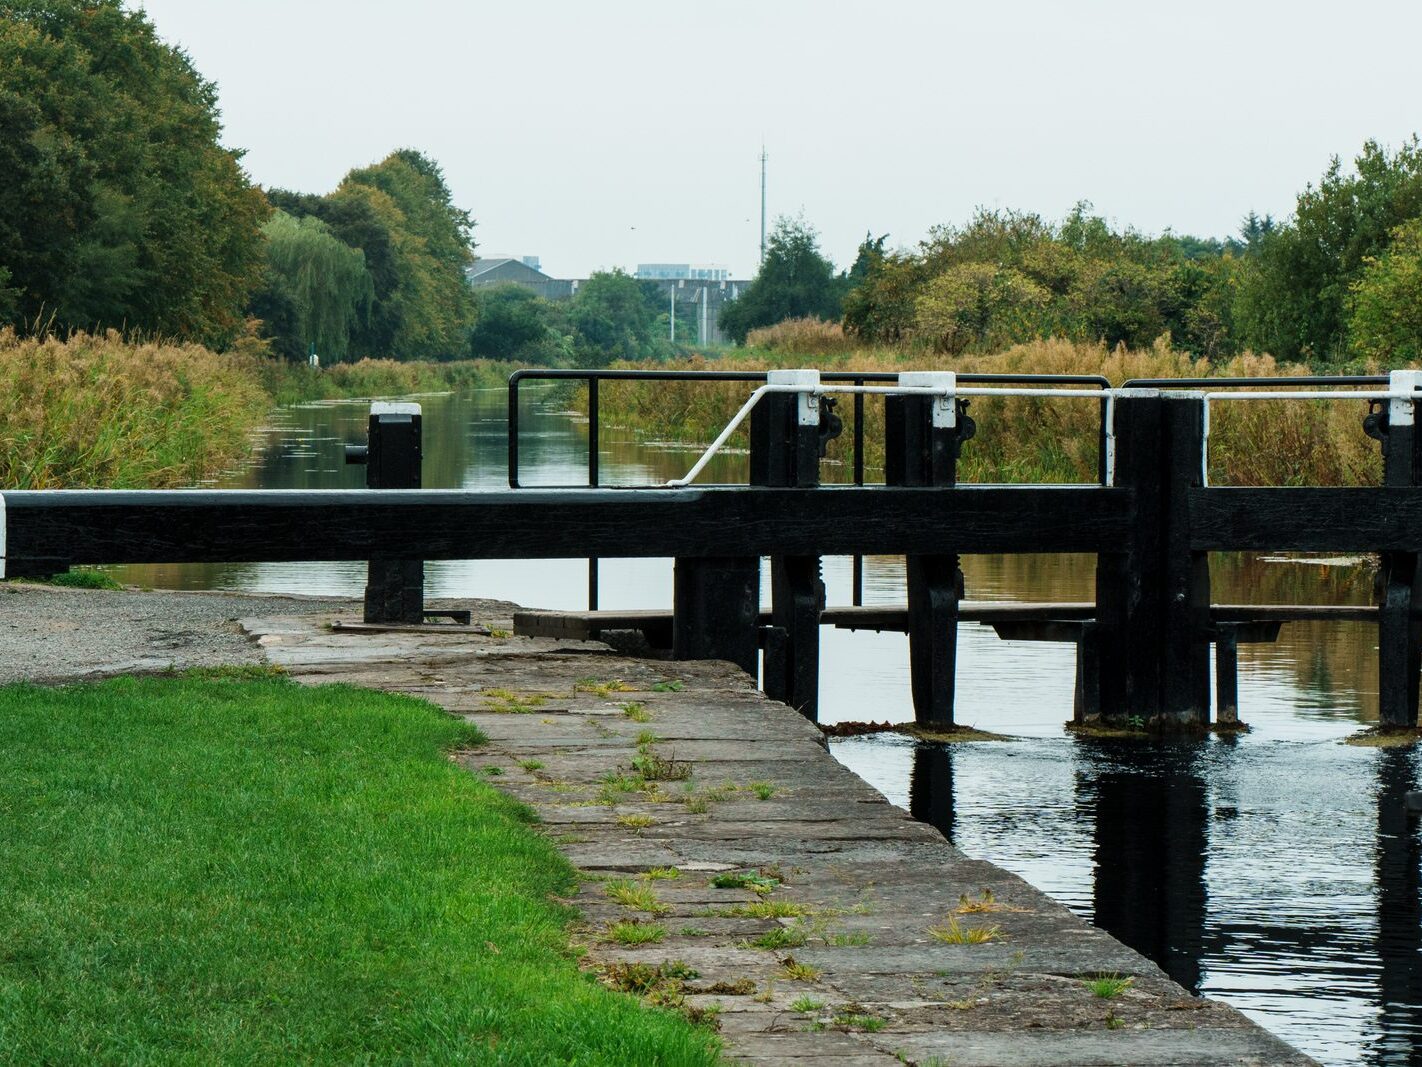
[817, 397, 844, 458]
[1364, 400, 1390, 454]
[954, 400, 977, 456]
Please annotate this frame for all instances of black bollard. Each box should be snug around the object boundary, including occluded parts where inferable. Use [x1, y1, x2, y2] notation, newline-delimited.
[751, 369, 826, 720]
[886, 371, 967, 727]
[344, 402, 425, 625]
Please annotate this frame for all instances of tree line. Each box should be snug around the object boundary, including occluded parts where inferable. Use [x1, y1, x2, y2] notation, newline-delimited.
[0, 0, 479, 363]
[0, 0, 697, 367]
[727, 138, 1422, 367]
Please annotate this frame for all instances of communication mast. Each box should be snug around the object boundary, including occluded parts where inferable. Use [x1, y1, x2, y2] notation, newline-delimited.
[759, 145, 767, 266]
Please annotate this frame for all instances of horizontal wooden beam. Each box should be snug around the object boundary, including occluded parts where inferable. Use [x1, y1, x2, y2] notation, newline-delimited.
[2, 486, 1133, 566]
[1189, 488, 1422, 551]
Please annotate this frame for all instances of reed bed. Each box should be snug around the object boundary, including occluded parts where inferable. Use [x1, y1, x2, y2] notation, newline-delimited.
[0, 329, 270, 489]
[607, 338, 1385, 487]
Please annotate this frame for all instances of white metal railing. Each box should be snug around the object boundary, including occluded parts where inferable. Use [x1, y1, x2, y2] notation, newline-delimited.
[1199, 370, 1422, 486]
[666, 368, 1422, 490]
[665, 369, 1117, 487]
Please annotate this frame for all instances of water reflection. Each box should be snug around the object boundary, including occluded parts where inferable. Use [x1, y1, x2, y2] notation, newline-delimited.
[1375, 748, 1422, 1064]
[1075, 741, 1209, 993]
[896, 737, 1422, 1065]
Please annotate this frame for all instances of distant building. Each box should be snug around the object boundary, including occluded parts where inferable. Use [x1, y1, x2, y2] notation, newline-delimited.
[466, 256, 573, 300]
[467, 254, 748, 344]
[635, 263, 730, 282]
[640, 277, 747, 346]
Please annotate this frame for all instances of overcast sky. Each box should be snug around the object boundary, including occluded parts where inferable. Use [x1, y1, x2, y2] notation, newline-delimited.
[134, 0, 1422, 279]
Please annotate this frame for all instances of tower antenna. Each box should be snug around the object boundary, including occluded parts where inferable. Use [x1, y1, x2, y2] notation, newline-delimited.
[759, 144, 767, 267]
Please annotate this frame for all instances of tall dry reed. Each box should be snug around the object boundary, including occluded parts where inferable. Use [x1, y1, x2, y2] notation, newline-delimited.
[0, 329, 270, 489]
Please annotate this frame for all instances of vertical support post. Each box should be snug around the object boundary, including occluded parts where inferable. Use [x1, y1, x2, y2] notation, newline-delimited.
[752, 369, 824, 720]
[1377, 370, 1422, 727]
[887, 371, 962, 727]
[1074, 621, 1103, 722]
[852, 383, 865, 607]
[1096, 391, 1211, 725]
[587, 376, 600, 610]
[356, 402, 424, 624]
[672, 557, 760, 676]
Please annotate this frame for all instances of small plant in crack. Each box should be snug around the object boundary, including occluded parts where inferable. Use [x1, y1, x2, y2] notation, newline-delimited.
[779, 955, 821, 982]
[710, 870, 780, 893]
[1085, 974, 1134, 999]
[606, 920, 666, 945]
[928, 916, 1001, 944]
[575, 678, 637, 697]
[621, 701, 652, 723]
[632, 749, 691, 781]
[605, 880, 670, 915]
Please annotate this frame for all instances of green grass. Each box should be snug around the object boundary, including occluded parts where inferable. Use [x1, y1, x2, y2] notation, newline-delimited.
[606, 921, 667, 946]
[710, 871, 780, 893]
[1085, 974, 1135, 999]
[832, 1011, 886, 1032]
[745, 925, 809, 950]
[25, 567, 126, 591]
[621, 701, 652, 723]
[0, 674, 717, 1065]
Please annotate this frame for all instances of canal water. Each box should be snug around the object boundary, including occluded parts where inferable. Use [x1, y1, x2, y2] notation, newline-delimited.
[114, 388, 1421, 1066]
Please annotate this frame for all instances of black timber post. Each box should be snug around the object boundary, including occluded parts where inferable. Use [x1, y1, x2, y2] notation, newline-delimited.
[751, 369, 825, 720]
[1096, 391, 1211, 725]
[672, 557, 760, 676]
[885, 371, 964, 727]
[345, 402, 424, 624]
[1376, 370, 1422, 727]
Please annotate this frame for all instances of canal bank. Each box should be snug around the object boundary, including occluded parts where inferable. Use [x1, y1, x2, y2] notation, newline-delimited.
[243, 598, 1311, 1065]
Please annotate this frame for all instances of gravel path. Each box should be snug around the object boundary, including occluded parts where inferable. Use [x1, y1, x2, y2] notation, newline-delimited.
[0, 583, 353, 685]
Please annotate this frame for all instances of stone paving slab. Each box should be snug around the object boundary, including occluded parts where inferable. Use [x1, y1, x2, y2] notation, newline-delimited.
[244, 609, 1315, 1067]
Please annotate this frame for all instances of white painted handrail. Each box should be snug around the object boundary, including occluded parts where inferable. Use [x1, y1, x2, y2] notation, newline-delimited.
[665, 379, 1114, 487]
[1199, 373, 1421, 486]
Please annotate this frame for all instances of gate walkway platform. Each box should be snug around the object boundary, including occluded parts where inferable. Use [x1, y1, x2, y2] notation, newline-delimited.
[245, 601, 1312, 1066]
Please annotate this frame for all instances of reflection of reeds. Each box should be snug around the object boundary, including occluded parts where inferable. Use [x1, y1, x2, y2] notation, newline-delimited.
[607, 339, 1385, 487]
[0, 328, 269, 489]
[259, 358, 512, 406]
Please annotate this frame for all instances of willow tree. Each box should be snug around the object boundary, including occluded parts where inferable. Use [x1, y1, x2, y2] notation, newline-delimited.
[255, 211, 372, 362]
